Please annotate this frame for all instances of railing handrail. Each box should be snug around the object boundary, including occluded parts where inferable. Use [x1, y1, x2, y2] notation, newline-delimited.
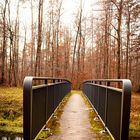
[82, 79, 132, 140]
[83, 78, 131, 83]
[24, 76, 71, 84]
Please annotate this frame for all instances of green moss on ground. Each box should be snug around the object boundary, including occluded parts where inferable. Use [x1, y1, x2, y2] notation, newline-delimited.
[79, 91, 112, 140]
[37, 91, 72, 139]
[0, 88, 140, 140]
[0, 87, 23, 136]
[129, 93, 140, 140]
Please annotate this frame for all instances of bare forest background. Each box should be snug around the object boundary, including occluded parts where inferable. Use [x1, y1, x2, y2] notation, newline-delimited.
[0, 0, 140, 90]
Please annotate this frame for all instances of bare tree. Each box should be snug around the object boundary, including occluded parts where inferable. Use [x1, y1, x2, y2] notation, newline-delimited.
[35, 0, 43, 76]
[30, 0, 35, 75]
[12, 0, 20, 86]
[1, 0, 8, 84]
[71, 1, 83, 84]
[55, 0, 63, 77]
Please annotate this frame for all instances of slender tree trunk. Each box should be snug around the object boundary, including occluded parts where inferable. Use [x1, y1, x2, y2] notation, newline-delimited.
[31, 0, 35, 75]
[12, 1, 20, 86]
[71, 26, 78, 81]
[125, 4, 130, 78]
[63, 28, 70, 78]
[71, 7, 82, 82]
[117, 0, 123, 80]
[56, 0, 63, 77]
[35, 0, 43, 76]
[50, 5, 54, 77]
[81, 37, 85, 73]
[1, 0, 8, 84]
[21, 27, 27, 80]
[104, 12, 109, 79]
[7, 1, 12, 86]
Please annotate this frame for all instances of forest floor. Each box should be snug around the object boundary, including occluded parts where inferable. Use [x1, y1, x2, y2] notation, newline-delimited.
[129, 92, 140, 139]
[0, 87, 23, 137]
[0, 88, 140, 139]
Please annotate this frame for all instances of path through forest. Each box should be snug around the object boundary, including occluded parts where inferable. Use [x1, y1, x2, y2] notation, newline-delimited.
[47, 93, 97, 140]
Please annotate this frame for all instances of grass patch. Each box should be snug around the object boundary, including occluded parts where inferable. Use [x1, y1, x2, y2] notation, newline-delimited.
[37, 91, 72, 139]
[0, 87, 72, 139]
[80, 91, 112, 140]
[0, 87, 23, 136]
[0, 87, 140, 139]
[129, 93, 140, 140]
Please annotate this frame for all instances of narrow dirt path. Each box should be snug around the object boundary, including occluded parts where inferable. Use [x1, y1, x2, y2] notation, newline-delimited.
[48, 93, 97, 140]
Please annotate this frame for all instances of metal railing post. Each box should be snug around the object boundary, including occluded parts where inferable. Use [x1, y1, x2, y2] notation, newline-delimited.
[23, 77, 33, 140]
[120, 80, 132, 140]
[104, 81, 110, 126]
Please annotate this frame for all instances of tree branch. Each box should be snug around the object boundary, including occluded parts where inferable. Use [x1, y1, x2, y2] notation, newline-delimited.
[110, 23, 118, 32]
[107, 32, 118, 40]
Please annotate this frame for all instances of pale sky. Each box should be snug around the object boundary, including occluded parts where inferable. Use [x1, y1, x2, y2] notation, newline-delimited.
[0, 0, 100, 46]
[61, 0, 99, 25]
[0, 0, 100, 28]
[17, 0, 100, 42]
[2, 0, 99, 24]
[19, 0, 100, 26]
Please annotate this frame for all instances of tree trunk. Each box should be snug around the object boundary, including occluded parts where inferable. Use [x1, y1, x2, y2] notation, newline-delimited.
[1, 0, 8, 84]
[30, 0, 35, 75]
[117, 0, 123, 80]
[35, 0, 43, 77]
[71, 6, 82, 82]
[125, 4, 130, 78]
[56, 0, 63, 77]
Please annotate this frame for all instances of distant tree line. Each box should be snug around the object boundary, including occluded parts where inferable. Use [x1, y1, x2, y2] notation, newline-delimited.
[0, 0, 140, 91]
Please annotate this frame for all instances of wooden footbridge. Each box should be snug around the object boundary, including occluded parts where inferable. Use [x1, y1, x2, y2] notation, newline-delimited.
[23, 77, 132, 140]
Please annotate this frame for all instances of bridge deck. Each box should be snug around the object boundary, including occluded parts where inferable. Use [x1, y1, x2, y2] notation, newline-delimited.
[47, 92, 97, 140]
[23, 77, 131, 140]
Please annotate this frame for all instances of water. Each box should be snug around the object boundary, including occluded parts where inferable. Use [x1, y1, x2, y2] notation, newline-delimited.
[0, 136, 23, 140]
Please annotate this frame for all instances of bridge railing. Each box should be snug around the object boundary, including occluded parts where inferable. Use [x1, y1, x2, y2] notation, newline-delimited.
[23, 76, 71, 140]
[82, 79, 132, 140]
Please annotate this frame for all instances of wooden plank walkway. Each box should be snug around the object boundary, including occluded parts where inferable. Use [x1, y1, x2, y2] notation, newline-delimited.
[47, 92, 97, 140]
